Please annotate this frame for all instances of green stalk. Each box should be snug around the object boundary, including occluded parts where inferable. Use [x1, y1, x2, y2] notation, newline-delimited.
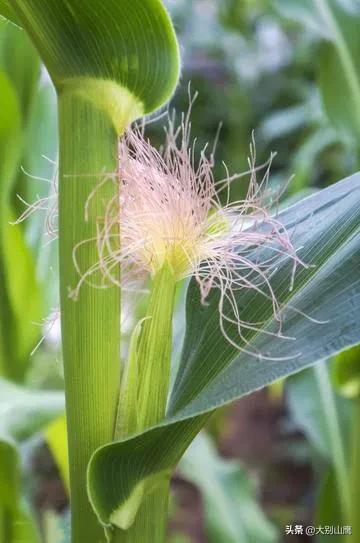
[59, 93, 121, 543]
[112, 262, 176, 543]
[349, 399, 360, 542]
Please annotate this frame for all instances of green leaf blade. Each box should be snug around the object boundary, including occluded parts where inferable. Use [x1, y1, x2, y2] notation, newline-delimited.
[10, 0, 180, 129]
[169, 173, 360, 416]
[88, 174, 360, 529]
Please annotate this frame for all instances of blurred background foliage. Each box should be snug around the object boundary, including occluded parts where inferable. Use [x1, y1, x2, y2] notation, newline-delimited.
[0, 0, 360, 542]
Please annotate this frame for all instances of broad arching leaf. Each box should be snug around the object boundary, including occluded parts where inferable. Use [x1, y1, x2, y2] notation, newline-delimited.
[88, 173, 360, 528]
[169, 173, 360, 415]
[10, 0, 180, 129]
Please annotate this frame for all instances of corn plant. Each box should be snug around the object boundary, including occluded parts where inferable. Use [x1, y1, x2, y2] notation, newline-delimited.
[1, 2, 360, 543]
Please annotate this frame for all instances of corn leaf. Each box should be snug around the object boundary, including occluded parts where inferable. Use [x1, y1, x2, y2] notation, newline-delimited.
[9, 0, 180, 128]
[169, 173, 360, 416]
[88, 173, 360, 528]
